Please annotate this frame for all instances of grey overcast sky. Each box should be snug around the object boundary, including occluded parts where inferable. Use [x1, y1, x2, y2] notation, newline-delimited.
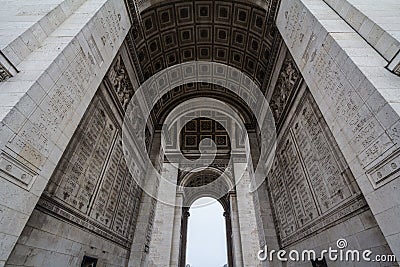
[186, 197, 228, 267]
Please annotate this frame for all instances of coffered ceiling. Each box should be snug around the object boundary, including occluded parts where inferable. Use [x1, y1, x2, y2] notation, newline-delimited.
[124, 0, 283, 126]
[130, 0, 278, 84]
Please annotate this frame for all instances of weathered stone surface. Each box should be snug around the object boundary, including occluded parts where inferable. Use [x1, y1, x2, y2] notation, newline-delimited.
[1, 0, 400, 266]
[277, 0, 400, 261]
[6, 209, 130, 267]
[268, 88, 366, 247]
[0, 0, 130, 263]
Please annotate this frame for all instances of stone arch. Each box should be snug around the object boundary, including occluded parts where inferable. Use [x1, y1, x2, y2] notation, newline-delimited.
[178, 166, 235, 208]
[177, 168, 235, 267]
[1, 0, 399, 266]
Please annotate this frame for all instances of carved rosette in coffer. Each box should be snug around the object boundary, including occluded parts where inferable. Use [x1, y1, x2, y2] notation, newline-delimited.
[40, 92, 143, 248]
[267, 90, 367, 247]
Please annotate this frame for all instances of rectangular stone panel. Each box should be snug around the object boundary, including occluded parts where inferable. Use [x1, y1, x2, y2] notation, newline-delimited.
[54, 94, 118, 213]
[267, 89, 366, 247]
[0, 152, 37, 190]
[40, 85, 143, 245]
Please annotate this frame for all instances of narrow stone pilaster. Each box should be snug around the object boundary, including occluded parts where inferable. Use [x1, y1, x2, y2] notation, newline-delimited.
[229, 193, 244, 267]
[147, 162, 179, 267]
[234, 162, 263, 266]
[169, 193, 183, 266]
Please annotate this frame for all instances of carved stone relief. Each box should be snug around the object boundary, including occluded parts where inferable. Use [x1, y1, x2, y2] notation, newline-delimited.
[393, 62, 400, 76]
[270, 51, 302, 128]
[107, 55, 135, 111]
[0, 65, 11, 82]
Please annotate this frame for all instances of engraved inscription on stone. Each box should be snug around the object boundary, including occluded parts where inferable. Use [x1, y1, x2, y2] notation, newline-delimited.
[280, 2, 396, 171]
[45, 90, 144, 243]
[145, 197, 157, 252]
[90, 136, 143, 239]
[292, 97, 352, 212]
[268, 90, 361, 246]
[7, 43, 94, 167]
[54, 96, 117, 213]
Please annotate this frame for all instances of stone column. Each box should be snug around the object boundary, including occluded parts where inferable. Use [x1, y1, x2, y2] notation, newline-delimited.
[224, 211, 234, 267]
[229, 193, 243, 267]
[169, 193, 184, 266]
[129, 190, 158, 267]
[178, 208, 190, 267]
[128, 132, 163, 267]
[256, 181, 281, 267]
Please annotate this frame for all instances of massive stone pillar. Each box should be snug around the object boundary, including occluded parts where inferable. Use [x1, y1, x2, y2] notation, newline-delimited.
[178, 207, 190, 267]
[147, 162, 179, 267]
[169, 193, 184, 266]
[128, 178, 158, 267]
[128, 132, 163, 267]
[322, 0, 400, 74]
[277, 0, 400, 260]
[233, 161, 263, 266]
[224, 210, 234, 267]
[247, 131, 280, 267]
[0, 0, 130, 264]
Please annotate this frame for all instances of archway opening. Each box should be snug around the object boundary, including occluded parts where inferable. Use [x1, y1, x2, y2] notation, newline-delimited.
[186, 197, 228, 267]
